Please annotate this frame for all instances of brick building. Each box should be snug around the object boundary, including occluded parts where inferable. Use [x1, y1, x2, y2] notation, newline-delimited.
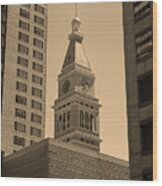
[2, 138, 129, 179]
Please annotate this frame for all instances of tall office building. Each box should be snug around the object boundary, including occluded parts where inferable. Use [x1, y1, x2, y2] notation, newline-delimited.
[1, 4, 47, 156]
[122, 1, 154, 180]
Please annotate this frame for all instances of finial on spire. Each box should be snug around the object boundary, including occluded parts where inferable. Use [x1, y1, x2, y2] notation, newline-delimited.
[75, 3, 78, 17]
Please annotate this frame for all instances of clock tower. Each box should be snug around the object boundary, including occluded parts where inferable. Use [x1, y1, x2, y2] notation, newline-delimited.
[54, 15, 102, 152]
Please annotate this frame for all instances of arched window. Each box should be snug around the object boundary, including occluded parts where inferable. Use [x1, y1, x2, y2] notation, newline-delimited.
[63, 113, 66, 130]
[80, 111, 84, 128]
[59, 115, 62, 131]
[90, 114, 94, 131]
[67, 111, 70, 128]
[85, 112, 89, 129]
[55, 114, 59, 132]
[94, 113, 98, 132]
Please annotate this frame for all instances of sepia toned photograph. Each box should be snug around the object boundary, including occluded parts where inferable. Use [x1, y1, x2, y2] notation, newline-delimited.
[1, 1, 156, 181]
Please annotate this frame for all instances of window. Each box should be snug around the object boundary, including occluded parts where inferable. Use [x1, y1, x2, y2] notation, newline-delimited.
[67, 111, 70, 128]
[34, 26, 44, 38]
[85, 112, 89, 129]
[15, 94, 27, 105]
[80, 111, 84, 128]
[14, 136, 25, 147]
[18, 32, 29, 43]
[18, 44, 29, 55]
[140, 119, 153, 154]
[33, 50, 43, 61]
[90, 114, 94, 131]
[14, 122, 26, 133]
[33, 38, 43, 49]
[35, 4, 45, 14]
[142, 169, 153, 181]
[33, 62, 43, 73]
[135, 27, 153, 62]
[19, 20, 30, 31]
[34, 15, 44, 26]
[32, 87, 42, 98]
[17, 69, 28, 79]
[15, 108, 26, 119]
[31, 100, 42, 111]
[32, 74, 43, 85]
[16, 82, 27, 93]
[17, 56, 28, 67]
[30, 127, 41, 137]
[134, 2, 152, 22]
[63, 113, 66, 130]
[138, 71, 153, 107]
[31, 113, 42, 124]
[19, 9, 30, 19]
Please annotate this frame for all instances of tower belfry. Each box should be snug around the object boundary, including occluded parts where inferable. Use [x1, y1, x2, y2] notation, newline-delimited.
[54, 6, 102, 152]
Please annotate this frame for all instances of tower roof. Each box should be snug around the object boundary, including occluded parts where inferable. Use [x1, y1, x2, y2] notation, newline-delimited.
[62, 16, 91, 71]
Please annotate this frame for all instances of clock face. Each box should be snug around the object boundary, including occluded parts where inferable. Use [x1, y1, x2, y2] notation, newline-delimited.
[62, 80, 70, 94]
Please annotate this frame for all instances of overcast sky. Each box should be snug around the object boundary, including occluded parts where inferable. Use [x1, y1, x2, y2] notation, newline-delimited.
[46, 2, 128, 160]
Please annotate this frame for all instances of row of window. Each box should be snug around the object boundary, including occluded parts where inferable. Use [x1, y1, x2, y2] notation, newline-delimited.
[15, 108, 42, 124]
[17, 68, 43, 85]
[133, 2, 152, 22]
[135, 26, 153, 63]
[16, 95, 42, 111]
[22, 4, 45, 15]
[20, 8, 45, 26]
[16, 81, 42, 98]
[18, 32, 44, 49]
[19, 20, 45, 38]
[18, 56, 44, 73]
[56, 111, 71, 132]
[18, 44, 44, 61]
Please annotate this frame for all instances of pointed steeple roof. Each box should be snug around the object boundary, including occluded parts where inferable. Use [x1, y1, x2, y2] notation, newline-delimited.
[62, 16, 91, 72]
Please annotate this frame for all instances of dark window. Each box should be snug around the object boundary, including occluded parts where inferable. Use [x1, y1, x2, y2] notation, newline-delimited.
[16, 81, 27, 93]
[140, 119, 153, 154]
[34, 4, 45, 14]
[19, 9, 30, 19]
[34, 15, 44, 26]
[133, 2, 152, 22]
[138, 71, 153, 107]
[19, 20, 30, 31]
[135, 27, 153, 63]
[17, 68, 28, 79]
[17, 56, 28, 67]
[31, 113, 42, 124]
[18, 44, 29, 55]
[18, 32, 29, 43]
[33, 50, 43, 61]
[14, 136, 25, 147]
[33, 62, 43, 73]
[32, 87, 42, 98]
[32, 74, 43, 85]
[34, 26, 44, 38]
[33, 38, 43, 49]
[15, 94, 27, 105]
[15, 108, 26, 119]
[31, 100, 42, 111]
[142, 169, 153, 181]
[14, 122, 26, 133]
[30, 127, 41, 137]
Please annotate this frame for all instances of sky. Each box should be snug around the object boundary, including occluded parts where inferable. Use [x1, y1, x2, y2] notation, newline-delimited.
[46, 2, 128, 160]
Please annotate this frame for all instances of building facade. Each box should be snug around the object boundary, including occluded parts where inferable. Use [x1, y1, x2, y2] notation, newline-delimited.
[122, 1, 154, 180]
[1, 4, 47, 156]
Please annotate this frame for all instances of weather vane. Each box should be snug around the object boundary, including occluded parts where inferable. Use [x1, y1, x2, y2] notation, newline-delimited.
[75, 3, 78, 17]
